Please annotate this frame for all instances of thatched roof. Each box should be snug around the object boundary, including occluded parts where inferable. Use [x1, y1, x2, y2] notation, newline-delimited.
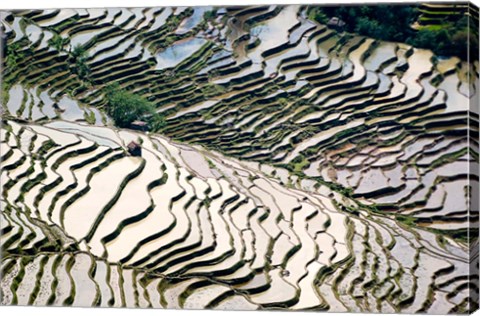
[127, 141, 141, 150]
[131, 120, 147, 127]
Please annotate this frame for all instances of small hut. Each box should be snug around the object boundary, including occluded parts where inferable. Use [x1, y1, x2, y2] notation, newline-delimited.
[130, 120, 148, 132]
[127, 141, 142, 157]
[327, 17, 346, 31]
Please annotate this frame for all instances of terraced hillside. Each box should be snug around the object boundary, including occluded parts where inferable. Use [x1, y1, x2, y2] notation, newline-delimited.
[1, 4, 479, 313]
[414, 2, 479, 29]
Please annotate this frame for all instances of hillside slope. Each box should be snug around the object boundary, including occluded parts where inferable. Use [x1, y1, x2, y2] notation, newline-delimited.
[1, 4, 478, 313]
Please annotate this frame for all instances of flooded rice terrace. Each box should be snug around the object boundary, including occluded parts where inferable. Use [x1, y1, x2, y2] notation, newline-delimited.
[0, 3, 478, 313]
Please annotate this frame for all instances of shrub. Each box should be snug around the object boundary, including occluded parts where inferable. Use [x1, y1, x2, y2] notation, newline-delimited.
[307, 4, 476, 61]
[69, 45, 90, 81]
[104, 85, 166, 131]
[354, 17, 382, 39]
[203, 10, 217, 21]
[308, 7, 328, 24]
[48, 33, 69, 52]
[5, 42, 24, 70]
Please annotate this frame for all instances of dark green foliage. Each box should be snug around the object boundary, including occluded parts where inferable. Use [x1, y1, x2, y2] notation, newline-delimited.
[1, 81, 10, 106]
[354, 17, 381, 38]
[105, 86, 153, 127]
[308, 8, 328, 24]
[203, 10, 217, 21]
[4, 41, 30, 71]
[37, 140, 58, 157]
[149, 113, 167, 131]
[308, 4, 477, 61]
[309, 5, 418, 42]
[104, 85, 166, 131]
[69, 45, 90, 81]
[48, 33, 69, 51]
[407, 16, 478, 60]
[84, 111, 96, 125]
[5, 42, 21, 69]
[290, 154, 310, 173]
[47, 35, 91, 81]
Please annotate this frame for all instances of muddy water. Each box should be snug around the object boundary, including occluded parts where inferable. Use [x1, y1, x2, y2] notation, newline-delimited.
[437, 73, 469, 112]
[363, 42, 397, 71]
[179, 148, 215, 178]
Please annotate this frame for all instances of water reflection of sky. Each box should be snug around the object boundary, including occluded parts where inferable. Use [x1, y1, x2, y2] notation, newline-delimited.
[155, 37, 207, 70]
[248, 5, 299, 63]
[176, 7, 212, 35]
[58, 96, 85, 121]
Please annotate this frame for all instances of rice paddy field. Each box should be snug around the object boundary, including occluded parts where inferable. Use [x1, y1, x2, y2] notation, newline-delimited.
[0, 3, 479, 313]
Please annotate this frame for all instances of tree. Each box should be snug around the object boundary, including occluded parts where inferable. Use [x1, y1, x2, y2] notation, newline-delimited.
[308, 7, 328, 24]
[308, 3, 475, 61]
[309, 4, 417, 43]
[450, 27, 476, 60]
[69, 45, 90, 81]
[149, 114, 167, 131]
[105, 87, 152, 127]
[70, 44, 87, 60]
[407, 29, 438, 51]
[354, 17, 382, 39]
[203, 10, 217, 21]
[105, 85, 166, 131]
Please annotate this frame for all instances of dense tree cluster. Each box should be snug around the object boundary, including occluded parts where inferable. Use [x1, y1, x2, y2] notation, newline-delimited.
[408, 16, 478, 60]
[308, 4, 478, 61]
[105, 85, 166, 131]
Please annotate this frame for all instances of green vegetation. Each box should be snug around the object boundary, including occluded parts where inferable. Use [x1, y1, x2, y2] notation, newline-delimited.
[46, 35, 91, 82]
[291, 154, 309, 173]
[203, 9, 217, 21]
[308, 4, 478, 60]
[104, 84, 166, 131]
[407, 16, 478, 60]
[308, 5, 418, 41]
[1, 81, 10, 106]
[48, 33, 69, 51]
[5, 42, 25, 70]
[202, 83, 226, 97]
[427, 227, 476, 244]
[37, 140, 57, 157]
[396, 214, 418, 227]
[69, 45, 91, 82]
[1, 6, 476, 312]
[206, 158, 216, 169]
[84, 110, 96, 125]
